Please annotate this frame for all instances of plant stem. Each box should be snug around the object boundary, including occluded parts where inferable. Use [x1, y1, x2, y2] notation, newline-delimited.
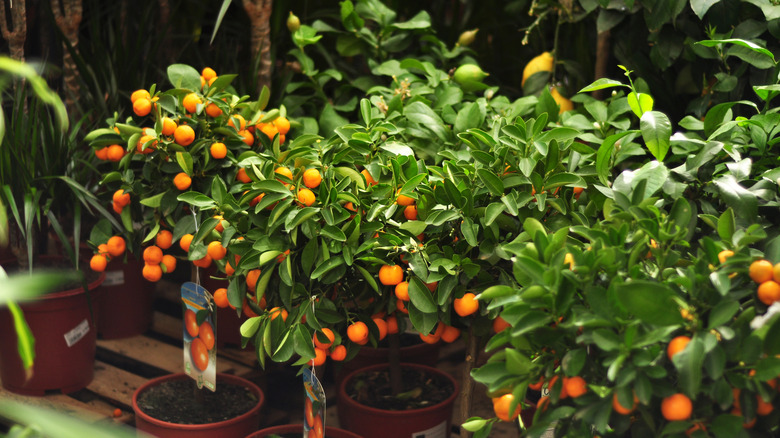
[593, 30, 611, 100]
[388, 332, 403, 395]
[459, 326, 479, 438]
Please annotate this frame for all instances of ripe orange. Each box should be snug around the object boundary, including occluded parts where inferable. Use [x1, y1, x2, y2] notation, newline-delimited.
[395, 281, 410, 301]
[396, 298, 409, 314]
[667, 335, 691, 360]
[361, 169, 377, 186]
[297, 188, 316, 207]
[273, 116, 290, 135]
[190, 337, 209, 371]
[107, 236, 126, 257]
[95, 147, 109, 160]
[143, 245, 163, 265]
[302, 168, 322, 189]
[192, 254, 213, 268]
[97, 243, 109, 256]
[213, 215, 225, 232]
[573, 186, 584, 198]
[310, 348, 327, 366]
[213, 288, 230, 309]
[441, 325, 461, 343]
[246, 269, 262, 291]
[403, 205, 418, 220]
[269, 306, 288, 321]
[756, 395, 774, 415]
[386, 315, 399, 334]
[757, 280, 780, 305]
[90, 254, 108, 272]
[205, 103, 223, 118]
[237, 168, 251, 183]
[492, 393, 522, 422]
[661, 393, 693, 421]
[548, 375, 568, 399]
[180, 233, 194, 252]
[207, 241, 227, 261]
[331, 345, 347, 361]
[378, 264, 403, 286]
[454, 292, 479, 317]
[161, 117, 177, 136]
[612, 392, 637, 415]
[274, 166, 293, 182]
[174, 172, 192, 191]
[136, 135, 157, 154]
[238, 129, 254, 146]
[259, 123, 279, 140]
[182, 93, 202, 113]
[106, 145, 125, 162]
[133, 98, 152, 117]
[142, 263, 162, 282]
[155, 230, 173, 250]
[718, 250, 734, 264]
[420, 322, 445, 344]
[161, 254, 176, 273]
[528, 377, 544, 391]
[174, 125, 195, 146]
[373, 317, 388, 341]
[493, 316, 510, 333]
[228, 114, 247, 131]
[201, 67, 217, 81]
[347, 321, 369, 345]
[210, 142, 227, 159]
[130, 89, 150, 103]
[564, 376, 587, 398]
[750, 259, 774, 284]
[314, 328, 335, 350]
[113, 189, 131, 207]
[112, 201, 123, 214]
[396, 190, 415, 206]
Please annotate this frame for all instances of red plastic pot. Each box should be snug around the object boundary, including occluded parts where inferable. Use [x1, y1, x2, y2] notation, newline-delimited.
[0, 262, 104, 395]
[335, 335, 439, 388]
[96, 256, 155, 339]
[133, 373, 264, 438]
[338, 363, 458, 438]
[245, 424, 363, 438]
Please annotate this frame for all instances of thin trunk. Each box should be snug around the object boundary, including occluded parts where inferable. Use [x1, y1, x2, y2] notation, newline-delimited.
[459, 326, 479, 438]
[241, 0, 273, 92]
[157, 0, 174, 68]
[51, 0, 83, 115]
[0, 0, 27, 61]
[388, 332, 403, 395]
[593, 30, 611, 100]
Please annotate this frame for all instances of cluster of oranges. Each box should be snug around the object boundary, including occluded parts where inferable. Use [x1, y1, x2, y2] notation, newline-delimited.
[89, 235, 127, 273]
[111, 189, 131, 215]
[748, 257, 780, 305]
[140, 231, 177, 282]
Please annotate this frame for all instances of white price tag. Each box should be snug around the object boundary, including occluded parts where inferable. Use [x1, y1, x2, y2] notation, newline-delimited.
[103, 269, 125, 286]
[64, 319, 90, 347]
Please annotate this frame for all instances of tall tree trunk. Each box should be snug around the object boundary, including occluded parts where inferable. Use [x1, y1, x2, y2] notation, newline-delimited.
[593, 30, 611, 100]
[157, 0, 174, 68]
[0, 0, 27, 61]
[51, 0, 82, 115]
[241, 0, 273, 92]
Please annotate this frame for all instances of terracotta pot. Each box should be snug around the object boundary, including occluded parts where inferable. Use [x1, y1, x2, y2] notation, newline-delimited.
[199, 267, 245, 347]
[97, 256, 155, 339]
[337, 363, 458, 438]
[245, 424, 363, 438]
[133, 373, 264, 438]
[0, 259, 104, 395]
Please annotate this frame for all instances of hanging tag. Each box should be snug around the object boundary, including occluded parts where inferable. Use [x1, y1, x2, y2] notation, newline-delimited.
[303, 368, 326, 437]
[181, 281, 217, 391]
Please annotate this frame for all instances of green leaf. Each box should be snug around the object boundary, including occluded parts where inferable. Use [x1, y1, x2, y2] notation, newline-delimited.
[177, 192, 216, 208]
[311, 256, 345, 280]
[209, 0, 233, 44]
[578, 78, 627, 93]
[476, 169, 504, 196]
[673, 337, 705, 397]
[167, 64, 202, 91]
[627, 92, 654, 118]
[717, 208, 735, 242]
[408, 276, 437, 313]
[696, 38, 776, 64]
[139, 193, 165, 208]
[404, 101, 449, 141]
[597, 131, 636, 186]
[615, 280, 684, 326]
[640, 111, 671, 161]
[713, 175, 758, 220]
[505, 349, 532, 375]
[176, 151, 194, 176]
[690, 0, 720, 19]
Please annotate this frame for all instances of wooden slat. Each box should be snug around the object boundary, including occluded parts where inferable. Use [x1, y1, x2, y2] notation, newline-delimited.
[88, 361, 149, 408]
[0, 386, 106, 423]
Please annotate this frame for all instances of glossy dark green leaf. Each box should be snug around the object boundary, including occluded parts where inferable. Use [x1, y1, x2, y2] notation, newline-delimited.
[615, 280, 684, 326]
[640, 111, 671, 161]
[408, 276, 437, 313]
[476, 168, 504, 196]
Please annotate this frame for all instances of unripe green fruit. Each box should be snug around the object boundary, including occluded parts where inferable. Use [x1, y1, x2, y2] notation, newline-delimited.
[457, 28, 478, 47]
[453, 64, 489, 91]
[287, 12, 301, 32]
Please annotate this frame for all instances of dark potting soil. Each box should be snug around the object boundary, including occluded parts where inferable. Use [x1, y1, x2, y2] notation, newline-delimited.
[345, 367, 454, 411]
[136, 378, 258, 425]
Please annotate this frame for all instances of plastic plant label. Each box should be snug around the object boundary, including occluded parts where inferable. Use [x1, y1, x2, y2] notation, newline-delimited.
[181, 281, 216, 391]
[303, 368, 326, 437]
[64, 318, 89, 347]
[410, 420, 447, 438]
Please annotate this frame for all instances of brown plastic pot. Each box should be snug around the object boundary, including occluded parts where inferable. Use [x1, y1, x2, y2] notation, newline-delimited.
[133, 373, 264, 438]
[245, 424, 363, 438]
[96, 256, 155, 339]
[0, 258, 104, 395]
[337, 363, 458, 438]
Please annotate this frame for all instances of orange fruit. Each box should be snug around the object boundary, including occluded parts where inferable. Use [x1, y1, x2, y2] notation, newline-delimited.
[492, 393, 522, 422]
[133, 98, 152, 117]
[161, 117, 177, 136]
[192, 254, 213, 268]
[136, 135, 157, 154]
[528, 377, 544, 391]
[112, 201, 123, 214]
[238, 129, 254, 146]
[314, 328, 335, 350]
[310, 348, 327, 366]
[361, 169, 377, 186]
[274, 166, 293, 182]
[378, 264, 403, 286]
[302, 168, 322, 188]
[228, 114, 247, 131]
[573, 186, 584, 198]
[113, 189, 131, 207]
[396, 299, 409, 314]
[403, 205, 418, 221]
[213, 288, 230, 309]
[564, 376, 587, 398]
[347, 321, 369, 345]
[174, 125, 195, 146]
[269, 306, 288, 321]
[297, 188, 316, 207]
[661, 393, 693, 421]
[441, 325, 461, 343]
[395, 281, 410, 301]
[454, 292, 479, 317]
[757, 395, 774, 415]
[750, 259, 774, 284]
[205, 103, 223, 118]
[161, 254, 176, 273]
[259, 123, 279, 140]
[773, 263, 780, 283]
[373, 317, 388, 341]
[201, 67, 217, 81]
[155, 230, 173, 250]
[237, 168, 251, 183]
[396, 190, 415, 206]
[420, 322, 445, 344]
[272, 116, 290, 135]
[386, 315, 399, 334]
[174, 172, 192, 190]
[95, 147, 109, 160]
[106, 144, 125, 162]
[331, 345, 347, 361]
[182, 93, 202, 113]
[180, 234, 194, 252]
[143, 245, 163, 265]
[718, 250, 734, 264]
[246, 269, 262, 291]
[612, 392, 637, 415]
[142, 263, 162, 282]
[757, 280, 780, 305]
[493, 316, 510, 333]
[97, 243, 109, 256]
[106, 236, 126, 257]
[90, 254, 108, 272]
[667, 335, 691, 360]
[213, 215, 225, 233]
[548, 375, 568, 399]
[207, 241, 227, 261]
[190, 337, 209, 371]
[130, 89, 150, 103]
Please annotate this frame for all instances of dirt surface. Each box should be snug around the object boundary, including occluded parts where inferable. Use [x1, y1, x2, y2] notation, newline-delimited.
[344, 366, 454, 411]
